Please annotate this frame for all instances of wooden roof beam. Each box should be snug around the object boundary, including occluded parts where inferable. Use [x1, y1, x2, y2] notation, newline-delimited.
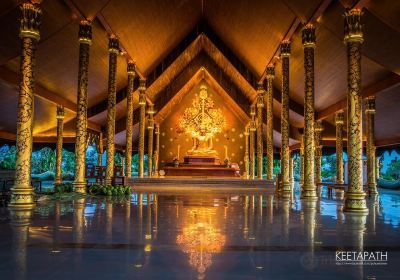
[0, 66, 101, 132]
[316, 72, 400, 120]
[260, 0, 333, 82]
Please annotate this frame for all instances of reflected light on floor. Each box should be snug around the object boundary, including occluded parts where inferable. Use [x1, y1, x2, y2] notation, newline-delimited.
[176, 207, 226, 278]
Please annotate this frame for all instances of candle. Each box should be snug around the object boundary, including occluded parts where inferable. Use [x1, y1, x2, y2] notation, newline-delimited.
[177, 145, 181, 160]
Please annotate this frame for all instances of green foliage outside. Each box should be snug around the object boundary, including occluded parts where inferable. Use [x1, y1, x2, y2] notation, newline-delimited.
[54, 182, 74, 193]
[381, 156, 400, 181]
[88, 184, 131, 196]
[0, 145, 16, 169]
[321, 154, 337, 181]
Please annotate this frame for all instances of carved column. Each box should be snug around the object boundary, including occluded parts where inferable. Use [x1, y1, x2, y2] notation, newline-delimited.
[154, 124, 160, 177]
[265, 66, 275, 181]
[301, 24, 317, 199]
[73, 21, 92, 193]
[289, 155, 294, 184]
[314, 120, 323, 184]
[10, 3, 42, 208]
[344, 9, 368, 213]
[335, 111, 345, 184]
[256, 84, 264, 179]
[365, 97, 377, 195]
[300, 135, 304, 185]
[55, 105, 65, 184]
[243, 125, 250, 179]
[105, 36, 119, 185]
[147, 105, 155, 177]
[138, 79, 147, 178]
[249, 106, 256, 179]
[375, 157, 380, 180]
[97, 132, 103, 166]
[280, 41, 291, 198]
[125, 61, 136, 177]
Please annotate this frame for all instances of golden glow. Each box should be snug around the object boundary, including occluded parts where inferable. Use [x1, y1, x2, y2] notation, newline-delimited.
[176, 85, 226, 156]
[176, 207, 226, 275]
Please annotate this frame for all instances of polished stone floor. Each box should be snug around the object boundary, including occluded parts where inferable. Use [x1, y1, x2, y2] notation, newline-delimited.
[0, 184, 399, 279]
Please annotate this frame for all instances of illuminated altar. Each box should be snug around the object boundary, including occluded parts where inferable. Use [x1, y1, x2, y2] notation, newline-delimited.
[162, 84, 240, 176]
[177, 85, 225, 158]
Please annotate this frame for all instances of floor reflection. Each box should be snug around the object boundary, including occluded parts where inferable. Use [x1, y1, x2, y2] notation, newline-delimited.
[176, 207, 225, 279]
[0, 187, 399, 279]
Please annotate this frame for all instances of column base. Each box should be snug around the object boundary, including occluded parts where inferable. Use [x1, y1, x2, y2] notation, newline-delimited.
[9, 187, 35, 210]
[301, 185, 318, 200]
[154, 171, 159, 178]
[73, 181, 87, 193]
[343, 191, 368, 213]
[367, 183, 378, 195]
[281, 182, 292, 199]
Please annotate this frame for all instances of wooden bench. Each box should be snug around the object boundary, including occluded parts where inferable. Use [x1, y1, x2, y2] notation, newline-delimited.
[86, 165, 125, 185]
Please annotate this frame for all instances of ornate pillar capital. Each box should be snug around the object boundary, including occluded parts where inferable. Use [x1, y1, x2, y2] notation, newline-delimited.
[266, 64, 275, 79]
[108, 34, 120, 53]
[302, 23, 316, 48]
[335, 111, 344, 124]
[78, 20, 92, 44]
[127, 60, 136, 76]
[56, 105, 65, 119]
[344, 8, 364, 43]
[315, 120, 324, 133]
[256, 83, 265, 108]
[280, 40, 291, 57]
[19, 3, 42, 40]
[365, 97, 376, 114]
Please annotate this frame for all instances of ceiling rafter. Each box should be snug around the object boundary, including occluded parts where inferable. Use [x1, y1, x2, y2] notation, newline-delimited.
[0, 66, 101, 132]
[316, 72, 400, 120]
[87, 21, 306, 121]
[259, 0, 334, 82]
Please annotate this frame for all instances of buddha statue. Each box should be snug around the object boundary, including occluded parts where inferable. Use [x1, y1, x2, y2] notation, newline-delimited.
[177, 85, 226, 158]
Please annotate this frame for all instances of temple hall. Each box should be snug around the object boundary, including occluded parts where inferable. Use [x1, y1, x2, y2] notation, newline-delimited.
[0, 0, 399, 279]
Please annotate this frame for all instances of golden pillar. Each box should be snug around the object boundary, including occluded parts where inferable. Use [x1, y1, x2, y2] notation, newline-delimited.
[301, 24, 317, 199]
[138, 79, 147, 178]
[335, 111, 345, 184]
[154, 124, 160, 177]
[314, 120, 323, 185]
[243, 125, 250, 179]
[280, 40, 291, 198]
[73, 21, 92, 193]
[365, 97, 377, 195]
[105, 35, 119, 185]
[10, 3, 42, 208]
[125, 61, 136, 177]
[256, 84, 264, 179]
[265, 65, 275, 181]
[375, 157, 380, 180]
[300, 135, 304, 185]
[289, 156, 294, 184]
[97, 132, 103, 167]
[147, 105, 155, 177]
[55, 105, 65, 184]
[344, 9, 368, 213]
[249, 106, 256, 179]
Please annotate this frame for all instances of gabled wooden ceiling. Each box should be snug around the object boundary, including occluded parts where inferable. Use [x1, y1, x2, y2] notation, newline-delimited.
[0, 0, 399, 148]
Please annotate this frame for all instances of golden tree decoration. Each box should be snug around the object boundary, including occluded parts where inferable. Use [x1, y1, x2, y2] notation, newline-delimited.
[177, 85, 226, 141]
